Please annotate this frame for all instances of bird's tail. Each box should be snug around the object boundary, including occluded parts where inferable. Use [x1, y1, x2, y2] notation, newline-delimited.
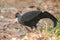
[43, 11, 58, 27]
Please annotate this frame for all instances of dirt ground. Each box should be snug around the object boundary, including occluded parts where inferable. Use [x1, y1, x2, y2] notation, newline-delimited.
[0, 0, 60, 40]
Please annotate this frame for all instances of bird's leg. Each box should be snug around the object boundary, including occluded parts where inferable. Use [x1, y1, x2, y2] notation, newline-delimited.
[35, 25, 37, 29]
[25, 26, 33, 32]
[32, 25, 37, 32]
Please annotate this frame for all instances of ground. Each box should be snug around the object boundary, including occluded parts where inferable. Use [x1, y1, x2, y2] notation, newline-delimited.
[0, 0, 60, 40]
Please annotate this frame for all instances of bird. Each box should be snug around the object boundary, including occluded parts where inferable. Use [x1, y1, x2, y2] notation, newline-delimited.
[15, 10, 58, 29]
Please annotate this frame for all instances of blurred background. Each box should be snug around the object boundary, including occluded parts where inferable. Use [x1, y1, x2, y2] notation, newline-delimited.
[0, 0, 60, 40]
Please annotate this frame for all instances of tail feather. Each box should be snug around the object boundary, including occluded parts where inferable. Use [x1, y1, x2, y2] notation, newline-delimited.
[43, 11, 58, 27]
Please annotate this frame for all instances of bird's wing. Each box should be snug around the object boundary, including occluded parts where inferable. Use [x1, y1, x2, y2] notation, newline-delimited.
[21, 11, 42, 22]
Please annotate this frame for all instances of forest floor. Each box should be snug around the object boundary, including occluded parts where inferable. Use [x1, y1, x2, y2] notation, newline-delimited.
[0, 0, 60, 40]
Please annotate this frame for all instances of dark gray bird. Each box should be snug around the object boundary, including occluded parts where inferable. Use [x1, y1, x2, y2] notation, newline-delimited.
[15, 10, 58, 29]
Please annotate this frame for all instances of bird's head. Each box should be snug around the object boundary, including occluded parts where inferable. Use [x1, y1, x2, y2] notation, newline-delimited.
[15, 12, 19, 18]
[15, 11, 23, 18]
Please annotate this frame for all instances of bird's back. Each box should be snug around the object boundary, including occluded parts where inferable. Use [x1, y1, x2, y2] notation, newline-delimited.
[20, 10, 42, 22]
